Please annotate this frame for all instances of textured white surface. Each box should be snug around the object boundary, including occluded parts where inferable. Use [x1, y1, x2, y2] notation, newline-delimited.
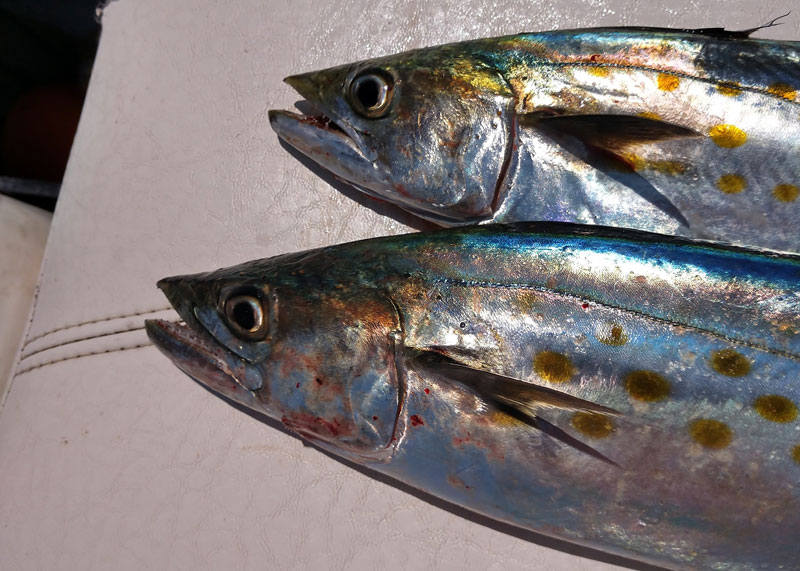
[1, 1, 797, 569]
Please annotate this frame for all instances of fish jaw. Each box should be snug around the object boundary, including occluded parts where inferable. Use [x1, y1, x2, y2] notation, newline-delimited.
[276, 69, 378, 163]
[145, 319, 267, 413]
[147, 274, 274, 414]
[268, 109, 385, 193]
[282, 71, 374, 155]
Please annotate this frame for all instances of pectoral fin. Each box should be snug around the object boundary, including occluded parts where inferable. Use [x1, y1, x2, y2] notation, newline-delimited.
[411, 351, 621, 467]
[521, 114, 700, 153]
[413, 351, 618, 415]
[522, 113, 695, 227]
[527, 414, 620, 468]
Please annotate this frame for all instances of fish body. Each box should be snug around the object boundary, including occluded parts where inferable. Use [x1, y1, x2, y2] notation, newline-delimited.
[147, 224, 800, 570]
[269, 28, 800, 251]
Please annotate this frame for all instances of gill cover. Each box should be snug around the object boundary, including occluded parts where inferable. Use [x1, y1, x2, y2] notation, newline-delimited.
[254, 286, 404, 462]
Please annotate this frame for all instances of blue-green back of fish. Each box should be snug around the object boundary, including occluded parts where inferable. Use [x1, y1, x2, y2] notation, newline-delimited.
[270, 27, 800, 251]
[148, 223, 800, 569]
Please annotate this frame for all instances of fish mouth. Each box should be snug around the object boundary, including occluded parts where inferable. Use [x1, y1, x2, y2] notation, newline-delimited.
[270, 72, 368, 157]
[269, 72, 383, 182]
[145, 318, 265, 411]
[268, 108, 364, 158]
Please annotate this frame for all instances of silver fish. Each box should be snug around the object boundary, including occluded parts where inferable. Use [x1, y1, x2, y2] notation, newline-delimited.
[147, 223, 800, 570]
[269, 25, 800, 252]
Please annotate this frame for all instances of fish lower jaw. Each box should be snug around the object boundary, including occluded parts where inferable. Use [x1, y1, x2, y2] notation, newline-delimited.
[268, 109, 364, 156]
[145, 319, 257, 402]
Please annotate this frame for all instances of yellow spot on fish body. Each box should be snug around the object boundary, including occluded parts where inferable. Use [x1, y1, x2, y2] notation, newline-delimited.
[621, 153, 687, 176]
[717, 81, 742, 97]
[767, 82, 797, 101]
[533, 351, 574, 383]
[773, 184, 799, 203]
[489, 410, 525, 427]
[624, 154, 646, 171]
[572, 412, 615, 438]
[710, 348, 751, 376]
[754, 395, 798, 423]
[716, 174, 747, 194]
[596, 322, 628, 346]
[657, 73, 680, 91]
[651, 160, 687, 176]
[625, 370, 670, 402]
[587, 66, 610, 77]
[451, 58, 510, 94]
[690, 419, 733, 449]
[512, 291, 539, 314]
[638, 111, 662, 121]
[793, 445, 800, 464]
[709, 124, 747, 148]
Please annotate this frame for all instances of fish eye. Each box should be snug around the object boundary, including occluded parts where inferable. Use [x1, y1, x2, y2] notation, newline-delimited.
[223, 290, 269, 341]
[348, 71, 393, 118]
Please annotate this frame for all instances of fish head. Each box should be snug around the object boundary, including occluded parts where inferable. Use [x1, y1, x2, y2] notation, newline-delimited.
[145, 253, 403, 463]
[269, 47, 515, 223]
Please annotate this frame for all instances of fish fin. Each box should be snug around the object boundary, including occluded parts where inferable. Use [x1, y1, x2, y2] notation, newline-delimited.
[526, 414, 621, 468]
[411, 351, 619, 415]
[521, 114, 701, 154]
[523, 114, 692, 227]
[686, 12, 789, 38]
[411, 351, 621, 467]
[609, 15, 789, 39]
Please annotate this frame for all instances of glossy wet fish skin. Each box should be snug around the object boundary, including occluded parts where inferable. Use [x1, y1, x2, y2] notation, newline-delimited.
[270, 28, 800, 251]
[147, 224, 800, 570]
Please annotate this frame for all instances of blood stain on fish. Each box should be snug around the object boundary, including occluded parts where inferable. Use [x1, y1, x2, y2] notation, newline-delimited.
[689, 419, 733, 449]
[773, 183, 799, 202]
[571, 412, 615, 438]
[625, 370, 670, 402]
[657, 73, 680, 91]
[709, 124, 747, 148]
[716, 173, 747, 194]
[410, 414, 425, 427]
[754, 395, 798, 423]
[710, 348, 751, 377]
[534, 351, 575, 383]
[448, 474, 472, 489]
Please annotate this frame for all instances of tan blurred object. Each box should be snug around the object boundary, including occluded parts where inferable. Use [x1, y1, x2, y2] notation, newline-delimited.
[0, 195, 50, 397]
